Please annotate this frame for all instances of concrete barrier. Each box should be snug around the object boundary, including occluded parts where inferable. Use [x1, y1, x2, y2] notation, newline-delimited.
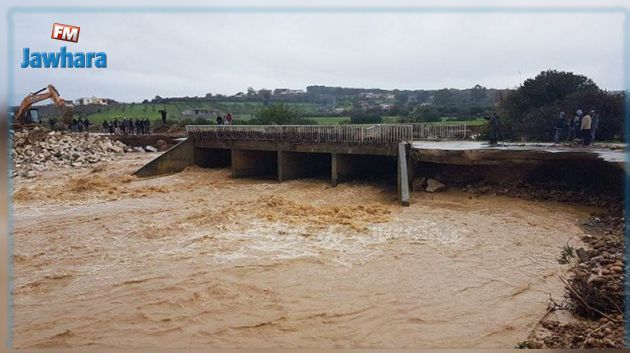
[133, 138, 195, 177]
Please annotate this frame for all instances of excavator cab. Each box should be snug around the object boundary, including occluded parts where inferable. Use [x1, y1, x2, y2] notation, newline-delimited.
[9, 108, 41, 125]
[23, 108, 41, 124]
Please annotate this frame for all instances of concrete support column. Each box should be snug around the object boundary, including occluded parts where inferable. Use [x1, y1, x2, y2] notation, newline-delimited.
[331, 153, 338, 187]
[397, 142, 411, 206]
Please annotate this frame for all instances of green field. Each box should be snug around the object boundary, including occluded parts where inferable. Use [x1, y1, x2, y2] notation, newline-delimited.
[439, 117, 487, 126]
[81, 103, 487, 127]
[82, 102, 321, 123]
[306, 116, 351, 125]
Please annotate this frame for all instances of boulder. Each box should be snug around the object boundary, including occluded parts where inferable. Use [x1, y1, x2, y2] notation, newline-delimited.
[425, 178, 446, 193]
[411, 177, 426, 192]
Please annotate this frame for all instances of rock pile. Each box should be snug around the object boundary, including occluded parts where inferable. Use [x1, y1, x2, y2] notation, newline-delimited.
[524, 214, 624, 349]
[11, 128, 130, 178]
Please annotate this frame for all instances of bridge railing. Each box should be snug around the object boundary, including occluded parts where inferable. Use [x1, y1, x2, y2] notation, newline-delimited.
[186, 124, 413, 143]
[411, 123, 467, 140]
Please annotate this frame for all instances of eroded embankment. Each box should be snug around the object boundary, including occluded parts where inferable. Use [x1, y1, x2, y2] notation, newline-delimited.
[10, 154, 610, 348]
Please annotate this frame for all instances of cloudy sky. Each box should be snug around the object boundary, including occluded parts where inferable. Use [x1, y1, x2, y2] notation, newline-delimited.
[5, 1, 627, 104]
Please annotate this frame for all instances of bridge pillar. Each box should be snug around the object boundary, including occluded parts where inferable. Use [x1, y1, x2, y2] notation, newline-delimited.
[231, 149, 277, 178]
[331, 153, 338, 186]
[397, 142, 411, 206]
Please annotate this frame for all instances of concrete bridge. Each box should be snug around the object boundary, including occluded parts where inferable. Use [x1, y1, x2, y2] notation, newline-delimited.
[135, 124, 418, 205]
[134, 124, 624, 206]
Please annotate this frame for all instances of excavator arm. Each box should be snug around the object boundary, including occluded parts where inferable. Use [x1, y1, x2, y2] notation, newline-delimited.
[14, 85, 74, 126]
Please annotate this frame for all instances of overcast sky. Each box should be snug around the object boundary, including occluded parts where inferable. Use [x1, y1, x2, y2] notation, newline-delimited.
[7, 4, 626, 104]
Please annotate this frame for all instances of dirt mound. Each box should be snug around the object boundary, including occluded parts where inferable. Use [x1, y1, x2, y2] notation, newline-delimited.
[254, 195, 392, 232]
[11, 127, 130, 178]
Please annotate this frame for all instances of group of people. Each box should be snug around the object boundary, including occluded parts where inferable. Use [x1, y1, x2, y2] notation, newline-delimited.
[102, 117, 151, 135]
[69, 117, 91, 132]
[554, 109, 599, 146]
[216, 113, 233, 125]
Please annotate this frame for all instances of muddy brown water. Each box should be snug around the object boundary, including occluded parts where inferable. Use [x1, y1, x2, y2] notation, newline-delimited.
[11, 154, 592, 348]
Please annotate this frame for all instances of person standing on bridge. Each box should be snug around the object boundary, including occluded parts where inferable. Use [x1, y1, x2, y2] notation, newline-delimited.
[216, 115, 223, 125]
[225, 113, 233, 125]
[571, 109, 583, 142]
[485, 113, 501, 145]
[580, 110, 592, 146]
[554, 111, 566, 144]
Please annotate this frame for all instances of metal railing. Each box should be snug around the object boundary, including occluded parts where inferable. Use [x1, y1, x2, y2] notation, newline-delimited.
[411, 123, 467, 140]
[186, 124, 413, 144]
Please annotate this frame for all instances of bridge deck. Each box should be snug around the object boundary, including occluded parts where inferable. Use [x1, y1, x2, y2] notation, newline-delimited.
[411, 141, 624, 165]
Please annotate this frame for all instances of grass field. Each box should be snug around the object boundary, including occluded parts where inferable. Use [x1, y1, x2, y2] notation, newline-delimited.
[81, 103, 487, 127]
[83, 102, 321, 123]
[307, 116, 351, 125]
[440, 117, 487, 126]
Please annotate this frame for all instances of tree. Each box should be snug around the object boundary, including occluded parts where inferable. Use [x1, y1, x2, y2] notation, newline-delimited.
[250, 103, 313, 125]
[350, 109, 383, 124]
[400, 106, 440, 123]
[259, 89, 272, 105]
[497, 70, 621, 141]
[433, 89, 452, 106]
[470, 84, 488, 104]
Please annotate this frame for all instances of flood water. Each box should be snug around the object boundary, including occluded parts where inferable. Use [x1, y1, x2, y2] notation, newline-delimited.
[11, 154, 591, 348]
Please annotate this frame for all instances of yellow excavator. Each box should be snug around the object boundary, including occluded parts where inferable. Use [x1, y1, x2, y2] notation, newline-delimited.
[11, 85, 74, 129]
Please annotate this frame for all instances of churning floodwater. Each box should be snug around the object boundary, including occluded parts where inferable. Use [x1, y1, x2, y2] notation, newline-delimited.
[11, 154, 591, 348]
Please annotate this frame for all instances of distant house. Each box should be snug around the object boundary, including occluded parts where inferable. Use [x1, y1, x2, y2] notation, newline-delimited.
[273, 88, 305, 95]
[181, 108, 221, 117]
[74, 96, 112, 105]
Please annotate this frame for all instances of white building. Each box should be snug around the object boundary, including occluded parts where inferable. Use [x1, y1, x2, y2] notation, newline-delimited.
[74, 96, 110, 105]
